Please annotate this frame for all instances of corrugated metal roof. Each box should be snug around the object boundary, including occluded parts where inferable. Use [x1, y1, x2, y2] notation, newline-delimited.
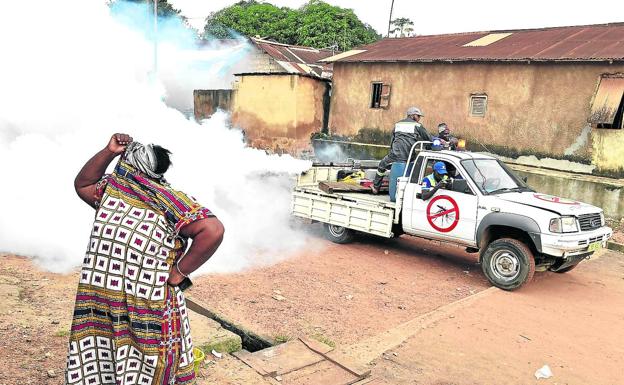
[334, 23, 624, 63]
[251, 37, 337, 78]
[463, 33, 513, 47]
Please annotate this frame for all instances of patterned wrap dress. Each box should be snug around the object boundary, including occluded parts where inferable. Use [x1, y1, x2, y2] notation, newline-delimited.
[65, 161, 214, 385]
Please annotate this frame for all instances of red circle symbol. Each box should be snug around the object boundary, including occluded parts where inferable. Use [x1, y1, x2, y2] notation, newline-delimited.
[426, 195, 460, 233]
[533, 194, 579, 205]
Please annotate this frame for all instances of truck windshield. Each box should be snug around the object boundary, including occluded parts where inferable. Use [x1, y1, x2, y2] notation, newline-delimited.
[461, 159, 532, 195]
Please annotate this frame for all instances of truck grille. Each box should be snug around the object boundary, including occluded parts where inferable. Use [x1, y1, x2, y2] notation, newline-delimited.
[578, 213, 602, 231]
[578, 235, 604, 246]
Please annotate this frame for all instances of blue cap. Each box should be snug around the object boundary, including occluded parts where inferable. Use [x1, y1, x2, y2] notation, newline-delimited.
[433, 161, 447, 174]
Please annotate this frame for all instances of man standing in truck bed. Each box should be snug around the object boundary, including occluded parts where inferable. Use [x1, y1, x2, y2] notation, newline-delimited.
[372, 106, 431, 194]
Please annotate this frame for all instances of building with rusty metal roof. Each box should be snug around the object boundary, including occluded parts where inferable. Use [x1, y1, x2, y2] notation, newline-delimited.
[324, 23, 624, 175]
[324, 23, 624, 63]
[195, 37, 337, 153]
[249, 37, 336, 78]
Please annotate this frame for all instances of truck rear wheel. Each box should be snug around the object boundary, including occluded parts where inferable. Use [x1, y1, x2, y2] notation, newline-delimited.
[323, 224, 354, 244]
[481, 238, 535, 291]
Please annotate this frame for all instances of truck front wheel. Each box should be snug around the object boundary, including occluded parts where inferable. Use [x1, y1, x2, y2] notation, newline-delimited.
[323, 224, 355, 244]
[481, 238, 535, 291]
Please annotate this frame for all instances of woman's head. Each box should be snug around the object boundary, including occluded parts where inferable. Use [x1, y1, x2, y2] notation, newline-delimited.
[124, 142, 172, 179]
[152, 145, 172, 174]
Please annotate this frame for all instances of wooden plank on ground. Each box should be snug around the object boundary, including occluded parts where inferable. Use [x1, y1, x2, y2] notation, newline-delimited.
[280, 360, 359, 385]
[299, 337, 334, 354]
[301, 338, 371, 379]
[233, 350, 276, 377]
[237, 339, 325, 377]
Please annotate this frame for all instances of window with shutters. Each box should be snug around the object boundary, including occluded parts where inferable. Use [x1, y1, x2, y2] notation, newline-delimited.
[370, 82, 391, 109]
[469, 94, 488, 117]
[589, 76, 624, 129]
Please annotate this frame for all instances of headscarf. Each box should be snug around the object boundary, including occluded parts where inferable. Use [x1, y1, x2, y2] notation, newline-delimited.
[124, 141, 163, 180]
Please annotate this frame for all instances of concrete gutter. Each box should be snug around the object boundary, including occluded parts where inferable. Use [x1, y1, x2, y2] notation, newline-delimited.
[607, 241, 624, 253]
[186, 295, 274, 352]
[507, 163, 624, 188]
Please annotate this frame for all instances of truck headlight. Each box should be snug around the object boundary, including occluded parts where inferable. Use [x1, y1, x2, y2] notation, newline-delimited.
[549, 216, 579, 233]
[600, 212, 605, 226]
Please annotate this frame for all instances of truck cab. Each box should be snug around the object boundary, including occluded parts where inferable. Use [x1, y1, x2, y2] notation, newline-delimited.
[292, 146, 612, 290]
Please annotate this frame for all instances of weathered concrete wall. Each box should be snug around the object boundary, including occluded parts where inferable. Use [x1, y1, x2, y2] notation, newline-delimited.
[329, 62, 624, 169]
[249, 50, 287, 73]
[513, 166, 624, 220]
[194, 89, 233, 120]
[592, 129, 624, 175]
[231, 74, 329, 152]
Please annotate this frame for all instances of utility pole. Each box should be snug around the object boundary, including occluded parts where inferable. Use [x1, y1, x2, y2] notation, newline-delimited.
[387, 0, 395, 38]
[153, 0, 158, 76]
[343, 14, 347, 51]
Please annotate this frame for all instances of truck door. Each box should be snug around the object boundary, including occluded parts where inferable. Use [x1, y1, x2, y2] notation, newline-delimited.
[403, 157, 479, 245]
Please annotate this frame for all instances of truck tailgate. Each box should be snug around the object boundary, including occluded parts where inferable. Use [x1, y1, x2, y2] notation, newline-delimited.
[292, 187, 396, 238]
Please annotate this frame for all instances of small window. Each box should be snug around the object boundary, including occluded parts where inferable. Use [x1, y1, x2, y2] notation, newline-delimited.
[421, 159, 473, 195]
[371, 83, 382, 108]
[422, 159, 459, 181]
[371, 82, 391, 109]
[590, 76, 624, 129]
[470, 94, 487, 117]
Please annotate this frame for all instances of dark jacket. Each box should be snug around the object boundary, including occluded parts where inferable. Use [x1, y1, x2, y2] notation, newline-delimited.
[389, 118, 431, 162]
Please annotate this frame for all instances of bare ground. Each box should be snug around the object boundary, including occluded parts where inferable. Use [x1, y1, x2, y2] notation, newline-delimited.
[2, 230, 623, 385]
[368, 253, 624, 385]
[188, 228, 490, 346]
[0, 255, 77, 385]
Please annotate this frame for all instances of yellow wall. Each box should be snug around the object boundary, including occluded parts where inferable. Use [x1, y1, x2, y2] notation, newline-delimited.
[329, 62, 624, 169]
[592, 129, 624, 174]
[231, 74, 328, 146]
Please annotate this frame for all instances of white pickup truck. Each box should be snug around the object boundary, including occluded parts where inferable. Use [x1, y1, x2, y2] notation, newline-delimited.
[292, 144, 612, 290]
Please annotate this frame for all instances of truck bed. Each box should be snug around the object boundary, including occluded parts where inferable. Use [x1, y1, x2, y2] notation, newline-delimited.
[292, 186, 397, 238]
[297, 186, 396, 208]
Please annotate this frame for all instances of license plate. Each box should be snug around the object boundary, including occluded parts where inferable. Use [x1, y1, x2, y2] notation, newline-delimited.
[588, 241, 603, 252]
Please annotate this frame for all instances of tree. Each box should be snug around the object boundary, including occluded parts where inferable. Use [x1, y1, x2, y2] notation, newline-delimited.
[296, 0, 379, 51]
[203, 0, 380, 51]
[120, 0, 182, 18]
[390, 17, 415, 37]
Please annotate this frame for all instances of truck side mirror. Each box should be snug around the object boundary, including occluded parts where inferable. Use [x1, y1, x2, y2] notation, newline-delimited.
[450, 179, 470, 194]
[522, 176, 528, 183]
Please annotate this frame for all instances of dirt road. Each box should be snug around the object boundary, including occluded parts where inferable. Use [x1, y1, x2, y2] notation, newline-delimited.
[0, 255, 76, 385]
[1, 231, 623, 385]
[189, 230, 490, 346]
[190, 230, 624, 385]
[367, 252, 624, 385]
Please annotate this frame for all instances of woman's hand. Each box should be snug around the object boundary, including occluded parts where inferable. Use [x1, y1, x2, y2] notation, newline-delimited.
[167, 266, 186, 286]
[106, 133, 133, 155]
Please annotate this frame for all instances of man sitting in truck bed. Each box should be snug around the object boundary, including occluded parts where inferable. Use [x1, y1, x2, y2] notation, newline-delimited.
[372, 106, 431, 194]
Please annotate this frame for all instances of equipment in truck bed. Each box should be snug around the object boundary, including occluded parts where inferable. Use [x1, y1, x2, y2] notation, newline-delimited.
[318, 181, 373, 194]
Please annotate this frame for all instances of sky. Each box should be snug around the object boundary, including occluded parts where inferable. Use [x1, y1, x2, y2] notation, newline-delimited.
[170, 0, 621, 37]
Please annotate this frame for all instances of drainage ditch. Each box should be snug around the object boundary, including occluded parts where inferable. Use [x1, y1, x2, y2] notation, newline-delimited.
[186, 297, 273, 353]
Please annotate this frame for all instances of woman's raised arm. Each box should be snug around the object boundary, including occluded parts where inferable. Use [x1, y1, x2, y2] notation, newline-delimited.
[74, 133, 132, 208]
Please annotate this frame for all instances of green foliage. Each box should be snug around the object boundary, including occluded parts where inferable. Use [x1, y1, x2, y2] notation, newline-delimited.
[203, 1, 297, 42]
[197, 338, 242, 354]
[119, 0, 182, 18]
[391, 17, 415, 37]
[310, 333, 336, 348]
[203, 0, 380, 51]
[296, 0, 379, 51]
[273, 334, 292, 344]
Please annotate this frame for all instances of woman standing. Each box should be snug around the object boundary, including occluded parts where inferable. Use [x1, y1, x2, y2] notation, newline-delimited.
[66, 133, 224, 385]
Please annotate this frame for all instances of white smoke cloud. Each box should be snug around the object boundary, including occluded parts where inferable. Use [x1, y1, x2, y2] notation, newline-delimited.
[0, 0, 312, 274]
